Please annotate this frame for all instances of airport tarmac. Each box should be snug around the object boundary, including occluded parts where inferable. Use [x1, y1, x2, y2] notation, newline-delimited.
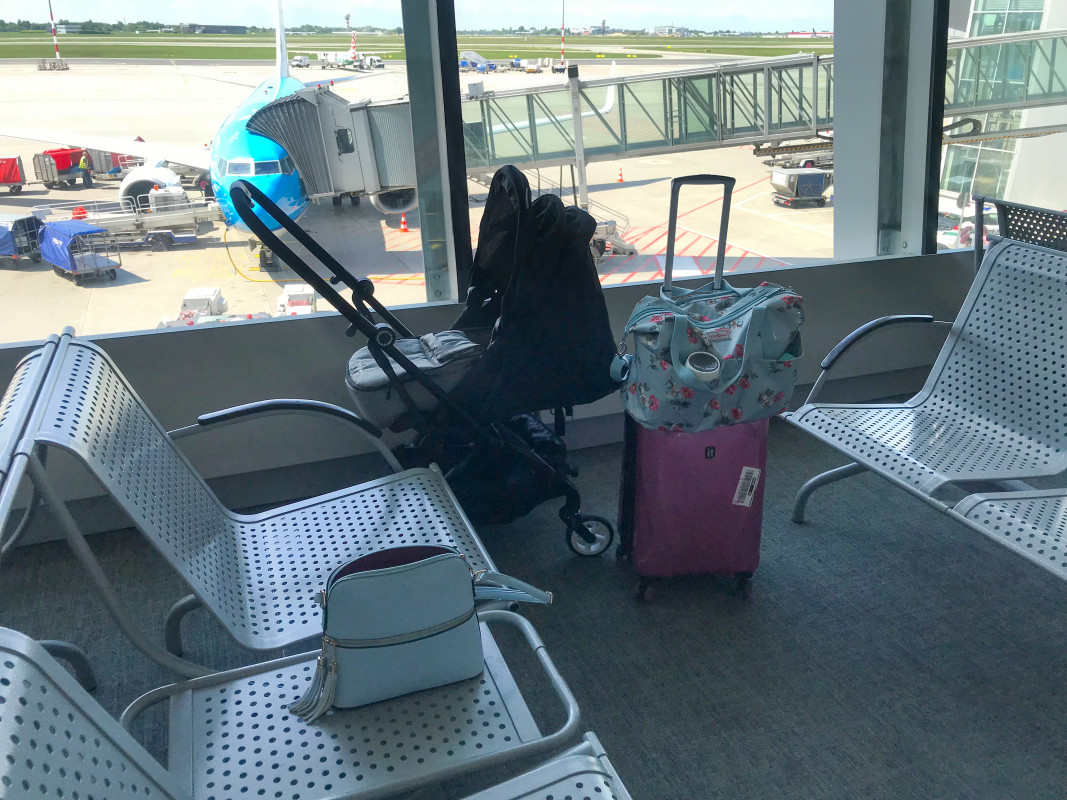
[0, 59, 834, 343]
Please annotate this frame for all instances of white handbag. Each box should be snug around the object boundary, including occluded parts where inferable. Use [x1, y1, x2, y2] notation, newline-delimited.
[290, 544, 551, 722]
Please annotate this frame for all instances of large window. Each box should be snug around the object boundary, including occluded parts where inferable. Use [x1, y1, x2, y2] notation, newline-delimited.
[937, 0, 1065, 249]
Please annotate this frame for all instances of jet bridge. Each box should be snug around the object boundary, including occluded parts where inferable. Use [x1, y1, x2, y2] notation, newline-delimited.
[247, 86, 416, 204]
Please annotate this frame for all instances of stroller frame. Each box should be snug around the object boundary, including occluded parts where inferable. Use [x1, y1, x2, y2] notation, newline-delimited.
[230, 180, 614, 556]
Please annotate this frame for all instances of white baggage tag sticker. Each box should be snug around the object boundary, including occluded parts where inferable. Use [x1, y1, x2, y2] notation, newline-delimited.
[732, 467, 762, 507]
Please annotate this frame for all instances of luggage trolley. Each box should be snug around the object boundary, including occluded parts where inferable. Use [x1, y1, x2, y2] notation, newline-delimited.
[38, 220, 122, 285]
[0, 212, 45, 268]
[770, 167, 833, 208]
[0, 156, 27, 194]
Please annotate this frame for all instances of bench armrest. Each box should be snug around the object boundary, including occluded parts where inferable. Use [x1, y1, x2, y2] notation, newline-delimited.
[167, 399, 404, 473]
[821, 315, 935, 370]
[805, 315, 951, 405]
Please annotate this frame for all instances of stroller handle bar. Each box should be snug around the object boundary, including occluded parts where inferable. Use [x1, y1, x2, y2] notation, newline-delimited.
[228, 181, 413, 339]
[228, 179, 493, 440]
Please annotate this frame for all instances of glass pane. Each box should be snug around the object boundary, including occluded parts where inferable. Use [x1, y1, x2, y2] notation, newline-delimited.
[254, 161, 281, 175]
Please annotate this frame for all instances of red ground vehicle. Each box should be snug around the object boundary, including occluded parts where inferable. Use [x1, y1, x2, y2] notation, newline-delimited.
[0, 157, 26, 194]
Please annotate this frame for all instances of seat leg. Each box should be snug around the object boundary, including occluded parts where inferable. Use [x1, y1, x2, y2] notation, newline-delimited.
[39, 640, 98, 692]
[792, 462, 868, 523]
[165, 594, 204, 657]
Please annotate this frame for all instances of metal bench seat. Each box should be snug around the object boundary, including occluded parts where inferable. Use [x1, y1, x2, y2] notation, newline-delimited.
[459, 731, 633, 800]
[0, 331, 495, 677]
[0, 612, 582, 800]
[786, 198, 1067, 581]
[953, 488, 1067, 579]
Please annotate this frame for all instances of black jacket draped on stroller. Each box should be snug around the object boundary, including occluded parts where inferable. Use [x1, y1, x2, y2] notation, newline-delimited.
[230, 167, 620, 555]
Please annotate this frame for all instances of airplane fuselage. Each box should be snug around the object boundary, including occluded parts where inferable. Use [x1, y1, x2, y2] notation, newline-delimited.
[210, 76, 310, 231]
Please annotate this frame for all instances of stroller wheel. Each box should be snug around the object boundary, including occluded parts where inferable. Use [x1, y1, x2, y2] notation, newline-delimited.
[566, 514, 615, 557]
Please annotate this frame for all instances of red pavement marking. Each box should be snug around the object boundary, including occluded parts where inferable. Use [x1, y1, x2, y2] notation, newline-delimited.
[601, 252, 637, 280]
[675, 175, 770, 222]
[621, 255, 658, 283]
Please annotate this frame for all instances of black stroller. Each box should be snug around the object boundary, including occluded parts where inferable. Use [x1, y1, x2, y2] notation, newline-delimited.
[230, 169, 620, 555]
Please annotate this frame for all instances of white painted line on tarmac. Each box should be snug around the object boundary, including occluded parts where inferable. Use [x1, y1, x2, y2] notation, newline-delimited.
[732, 205, 834, 237]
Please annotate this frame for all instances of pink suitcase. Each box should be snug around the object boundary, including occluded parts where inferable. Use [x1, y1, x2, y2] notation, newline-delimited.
[616, 174, 770, 600]
[618, 413, 767, 599]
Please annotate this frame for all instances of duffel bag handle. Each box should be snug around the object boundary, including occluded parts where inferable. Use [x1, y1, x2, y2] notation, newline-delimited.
[665, 175, 736, 294]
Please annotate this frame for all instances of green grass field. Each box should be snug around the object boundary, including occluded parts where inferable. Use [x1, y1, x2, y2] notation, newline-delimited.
[0, 32, 830, 61]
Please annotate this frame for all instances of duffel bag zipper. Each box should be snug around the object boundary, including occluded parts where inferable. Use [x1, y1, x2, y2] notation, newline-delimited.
[622, 284, 791, 339]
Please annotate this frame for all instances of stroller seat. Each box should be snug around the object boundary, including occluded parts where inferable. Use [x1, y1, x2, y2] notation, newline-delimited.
[346, 330, 483, 429]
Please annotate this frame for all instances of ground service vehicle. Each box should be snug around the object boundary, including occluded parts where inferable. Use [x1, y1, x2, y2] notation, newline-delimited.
[32, 148, 86, 189]
[770, 168, 833, 208]
[0, 156, 27, 194]
[0, 212, 44, 267]
[36, 187, 223, 250]
[276, 284, 318, 316]
[290, 55, 310, 68]
[39, 219, 122, 284]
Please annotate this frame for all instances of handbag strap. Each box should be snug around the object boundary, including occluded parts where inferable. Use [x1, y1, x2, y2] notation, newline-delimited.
[473, 570, 553, 605]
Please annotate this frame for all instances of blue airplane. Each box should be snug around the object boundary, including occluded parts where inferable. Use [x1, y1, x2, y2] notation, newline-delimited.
[0, 2, 377, 234]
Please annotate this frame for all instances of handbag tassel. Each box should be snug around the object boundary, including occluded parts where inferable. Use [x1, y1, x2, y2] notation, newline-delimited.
[290, 639, 337, 723]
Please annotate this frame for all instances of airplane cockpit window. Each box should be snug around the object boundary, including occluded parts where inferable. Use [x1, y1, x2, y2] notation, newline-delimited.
[281, 156, 296, 174]
[335, 128, 356, 154]
[216, 158, 227, 175]
[226, 161, 252, 176]
[254, 160, 282, 175]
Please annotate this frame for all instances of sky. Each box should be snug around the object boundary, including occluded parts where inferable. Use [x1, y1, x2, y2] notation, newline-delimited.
[0, 1, 834, 32]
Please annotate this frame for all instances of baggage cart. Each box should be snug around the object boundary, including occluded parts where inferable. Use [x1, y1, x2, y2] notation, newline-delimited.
[770, 167, 833, 207]
[84, 148, 143, 181]
[33, 148, 85, 190]
[0, 156, 27, 194]
[38, 219, 122, 285]
[0, 212, 45, 268]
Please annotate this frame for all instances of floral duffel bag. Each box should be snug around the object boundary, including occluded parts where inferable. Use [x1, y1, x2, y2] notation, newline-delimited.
[612, 279, 804, 432]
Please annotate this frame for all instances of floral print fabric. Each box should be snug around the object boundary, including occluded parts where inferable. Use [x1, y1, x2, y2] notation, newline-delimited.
[620, 281, 804, 432]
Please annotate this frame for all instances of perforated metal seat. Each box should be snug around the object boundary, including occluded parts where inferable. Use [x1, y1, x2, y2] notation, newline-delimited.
[953, 488, 1067, 579]
[459, 732, 633, 800]
[0, 333, 495, 677]
[0, 612, 582, 800]
[786, 228, 1067, 581]
[0, 627, 190, 800]
[790, 240, 1067, 494]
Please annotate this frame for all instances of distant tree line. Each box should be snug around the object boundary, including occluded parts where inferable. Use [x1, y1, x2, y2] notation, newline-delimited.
[0, 19, 170, 33]
[0, 19, 403, 34]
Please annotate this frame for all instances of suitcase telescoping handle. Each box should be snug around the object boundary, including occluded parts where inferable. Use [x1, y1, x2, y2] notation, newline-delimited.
[663, 174, 736, 294]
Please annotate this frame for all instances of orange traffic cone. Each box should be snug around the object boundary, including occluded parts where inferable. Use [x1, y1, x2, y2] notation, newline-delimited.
[400, 212, 409, 233]
[617, 167, 624, 183]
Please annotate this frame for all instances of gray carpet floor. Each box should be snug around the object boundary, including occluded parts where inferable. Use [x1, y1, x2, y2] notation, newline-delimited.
[2, 417, 1065, 798]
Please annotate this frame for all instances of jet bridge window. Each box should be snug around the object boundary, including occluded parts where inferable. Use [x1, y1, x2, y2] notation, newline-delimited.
[254, 160, 282, 175]
[335, 128, 356, 154]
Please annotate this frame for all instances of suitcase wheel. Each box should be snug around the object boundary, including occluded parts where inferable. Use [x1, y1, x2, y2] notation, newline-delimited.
[565, 514, 615, 557]
[735, 572, 754, 601]
[635, 577, 655, 602]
